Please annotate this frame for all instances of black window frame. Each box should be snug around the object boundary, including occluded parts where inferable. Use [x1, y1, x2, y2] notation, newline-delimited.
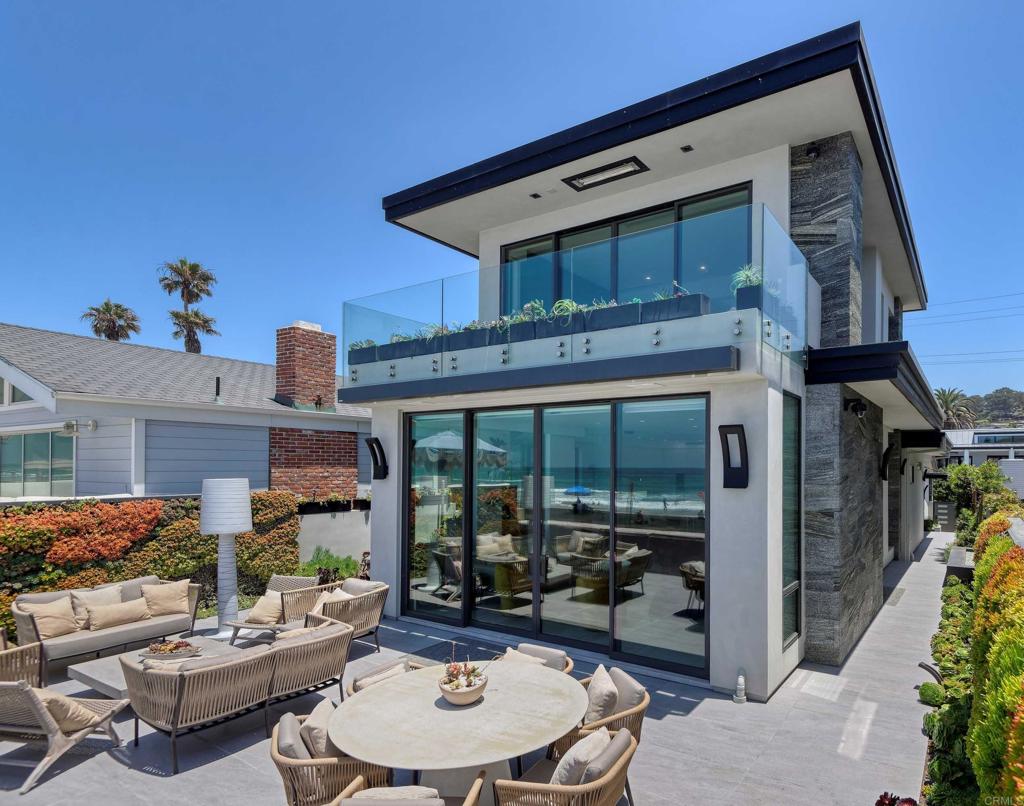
[498, 182, 753, 316]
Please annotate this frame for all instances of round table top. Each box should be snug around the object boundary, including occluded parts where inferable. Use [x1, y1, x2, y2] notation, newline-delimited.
[328, 660, 588, 771]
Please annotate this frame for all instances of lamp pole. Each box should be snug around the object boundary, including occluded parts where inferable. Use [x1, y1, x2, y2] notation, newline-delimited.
[200, 478, 253, 638]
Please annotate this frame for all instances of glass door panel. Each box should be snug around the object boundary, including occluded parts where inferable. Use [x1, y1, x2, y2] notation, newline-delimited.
[407, 414, 465, 621]
[503, 238, 554, 315]
[617, 209, 676, 302]
[613, 398, 707, 669]
[541, 405, 611, 646]
[680, 189, 751, 314]
[560, 226, 612, 307]
[471, 410, 535, 631]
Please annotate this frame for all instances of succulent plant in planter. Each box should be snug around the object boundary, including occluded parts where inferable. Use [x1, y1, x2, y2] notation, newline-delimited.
[444, 319, 495, 351]
[732, 263, 764, 310]
[580, 297, 642, 332]
[642, 282, 710, 323]
[347, 338, 378, 365]
[534, 298, 584, 338]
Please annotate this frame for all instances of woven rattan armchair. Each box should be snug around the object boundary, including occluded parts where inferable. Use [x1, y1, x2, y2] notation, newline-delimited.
[272, 716, 391, 806]
[330, 771, 486, 806]
[494, 730, 636, 806]
[318, 580, 389, 652]
[0, 642, 128, 793]
[227, 575, 337, 645]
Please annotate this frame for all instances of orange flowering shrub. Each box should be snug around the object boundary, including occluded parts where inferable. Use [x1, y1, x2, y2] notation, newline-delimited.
[45, 500, 162, 566]
[976, 514, 1014, 562]
[55, 568, 111, 590]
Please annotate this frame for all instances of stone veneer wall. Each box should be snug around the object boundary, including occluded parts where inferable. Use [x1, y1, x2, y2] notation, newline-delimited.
[887, 431, 903, 558]
[792, 132, 885, 665]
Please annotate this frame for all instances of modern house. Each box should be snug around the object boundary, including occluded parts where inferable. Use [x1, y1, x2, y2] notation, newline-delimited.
[339, 23, 945, 700]
[0, 321, 370, 501]
[944, 427, 1024, 499]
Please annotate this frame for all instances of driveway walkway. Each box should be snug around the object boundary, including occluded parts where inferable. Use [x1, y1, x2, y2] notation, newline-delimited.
[0, 533, 949, 804]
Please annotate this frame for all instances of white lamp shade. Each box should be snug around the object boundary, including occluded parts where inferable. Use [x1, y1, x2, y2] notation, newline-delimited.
[200, 478, 253, 535]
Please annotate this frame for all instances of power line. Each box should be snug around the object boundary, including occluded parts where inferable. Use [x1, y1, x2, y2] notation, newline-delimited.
[917, 348, 1024, 357]
[906, 313, 1024, 327]
[911, 305, 1024, 321]
[922, 358, 1024, 365]
[928, 291, 1024, 307]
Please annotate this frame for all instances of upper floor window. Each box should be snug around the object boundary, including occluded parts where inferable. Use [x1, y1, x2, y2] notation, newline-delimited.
[500, 184, 752, 316]
[974, 433, 1024, 445]
[0, 380, 34, 407]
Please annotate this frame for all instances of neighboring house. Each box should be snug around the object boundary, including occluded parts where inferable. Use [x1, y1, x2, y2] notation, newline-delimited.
[0, 320, 370, 501]
[339, 23, 946, 701]
[944, 427, 1024, 499]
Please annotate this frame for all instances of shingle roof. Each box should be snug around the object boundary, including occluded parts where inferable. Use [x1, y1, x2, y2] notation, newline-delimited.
[0, 322, 369, 419]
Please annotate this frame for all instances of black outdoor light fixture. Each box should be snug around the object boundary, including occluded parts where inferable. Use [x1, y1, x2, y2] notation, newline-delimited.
[844, 397, 868, 419]
[562, 157, 649, 192]
[365, 437, 389, 480]
[880, 444, 894, 480]
[805, 142, 821, 160]
[718, 425, 749, 489]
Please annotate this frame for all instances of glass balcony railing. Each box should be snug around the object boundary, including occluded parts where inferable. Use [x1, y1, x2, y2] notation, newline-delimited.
[342, 204, 808, 389]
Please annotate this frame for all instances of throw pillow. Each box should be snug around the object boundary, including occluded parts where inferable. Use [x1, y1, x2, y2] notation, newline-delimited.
[514, 643, 567, 670]
[352, 785, 441, 800]
[247, 593, 284, 625]
[608, 667, 646, 712]
[549, 727, 611, 786]
[34, 689, 98, 732]
[277, 712, 311, 760]
[503, 647, 545, 665]
[141, 579, 191, 617]
[584, 665, 618, 724]
[21, 597, 78, 640]
[300, 698, 342, 758]
[311, 587, 353, 615]
[88, 597, 150, 631]
[69, 585, 123, 629]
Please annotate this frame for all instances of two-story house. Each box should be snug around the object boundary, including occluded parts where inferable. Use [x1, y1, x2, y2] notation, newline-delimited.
[339, 23, 944, 701]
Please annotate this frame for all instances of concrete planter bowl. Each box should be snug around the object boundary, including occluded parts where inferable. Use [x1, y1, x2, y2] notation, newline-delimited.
[438, 676, 488, 706]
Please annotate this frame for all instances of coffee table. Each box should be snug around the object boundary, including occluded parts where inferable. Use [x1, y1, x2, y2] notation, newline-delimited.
[67, 636, 241, 698]
[328, 660, 588, 806]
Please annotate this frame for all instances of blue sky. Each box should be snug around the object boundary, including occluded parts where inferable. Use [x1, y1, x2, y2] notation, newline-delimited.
[1, 1, 1021, 394]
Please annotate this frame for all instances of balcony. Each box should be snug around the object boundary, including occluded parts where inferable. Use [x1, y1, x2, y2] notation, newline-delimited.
[340, 204, 810, 403]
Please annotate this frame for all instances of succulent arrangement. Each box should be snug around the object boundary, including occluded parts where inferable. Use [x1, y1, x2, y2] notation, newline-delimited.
[146, 639, 195, 655]
[439, 640, 486, 691]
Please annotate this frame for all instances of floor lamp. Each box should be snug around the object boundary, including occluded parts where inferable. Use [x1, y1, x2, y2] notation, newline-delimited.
[200, 478, 252, 638]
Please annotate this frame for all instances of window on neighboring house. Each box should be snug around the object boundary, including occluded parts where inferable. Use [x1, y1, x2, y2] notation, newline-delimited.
[0, 431, 74, 498]
[0, 380, 34, 406]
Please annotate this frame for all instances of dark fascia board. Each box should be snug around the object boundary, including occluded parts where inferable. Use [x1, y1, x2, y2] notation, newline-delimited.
[338, 346, 738, 405]
[380, 22, 926, 307]
[805, 341, 943, 429]
[901, 429, 949, 450]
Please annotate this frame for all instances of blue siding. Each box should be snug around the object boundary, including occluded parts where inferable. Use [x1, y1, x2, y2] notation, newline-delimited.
[145, 420, 269, 496]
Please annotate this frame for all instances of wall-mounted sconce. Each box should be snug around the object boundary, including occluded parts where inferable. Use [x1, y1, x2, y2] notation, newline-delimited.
[718, 425, 748, 488]
[880, 444, 894, 480]
[843, 397, 867, 419]
[900, 458, 907, 476]
[62, 419, 97, 436]
[365, 437, 388, 480]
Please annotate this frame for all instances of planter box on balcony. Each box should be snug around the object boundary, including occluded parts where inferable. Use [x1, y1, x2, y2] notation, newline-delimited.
[735, 285, 762, 310]
[377, 337, 442, 361]
[347, 345, 378, 365]
[580, 302, 641, 332]
[640, 294, 710, 324]
[533, 316, 575, 340]
[506, 321, 537, 344]
[444, 327, 493, 352]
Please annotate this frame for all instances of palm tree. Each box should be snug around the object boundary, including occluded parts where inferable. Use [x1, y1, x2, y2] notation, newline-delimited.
[169, 309, 220, 354]
[80, 299, 141, 341]
[158, 258, 216, 312]
[934, 387, 977, 429]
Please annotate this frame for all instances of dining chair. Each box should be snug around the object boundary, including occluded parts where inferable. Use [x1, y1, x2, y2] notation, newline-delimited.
[330, 771, 486, 806]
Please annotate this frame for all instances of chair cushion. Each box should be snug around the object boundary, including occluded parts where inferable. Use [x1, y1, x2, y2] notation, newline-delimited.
[340, 578, 386, 596]
[41, 612, 193, 659]
[20, 596, 78, 640]
[277, 712, 311, 760]
[70, 586, 123, 629]
[549, 727, 610, 786]
[300, 698, 342, 758]
[342, 802, 444, 806]
[353, 658, 408, 692]
[275, 626, 321, 641]
[272, 622, 349, 652]
[352, 785, 440, 800]
[34, 688, 99, 732]
[515, 643, 567, 671]
[609, 667, 646, 712]
[503, 647, 545, 666]
[142, 579, 190, 617]
[247, 593, 283, 625]
[584, 665, 618, 724]
[580, 728, 632, 784]
[87, 597, 150, 631]
[177, 644, 267, 672]
[311, 587, 353, 615]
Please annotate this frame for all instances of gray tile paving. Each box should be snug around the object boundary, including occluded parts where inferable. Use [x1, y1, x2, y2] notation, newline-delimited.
[0, 533, 948, 804]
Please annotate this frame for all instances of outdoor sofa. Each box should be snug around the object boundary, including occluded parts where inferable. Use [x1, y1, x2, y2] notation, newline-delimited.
[11, 575, 200, 683]
[226, 573, 339, 645]
[122, 613, 354, 774]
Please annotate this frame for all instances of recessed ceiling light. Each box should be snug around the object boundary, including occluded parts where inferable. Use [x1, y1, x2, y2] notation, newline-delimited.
[529, 192, 542, 199]
[699, 265, 707, 272]
[643, 275, 652, 281]
[562, 157, 648, 192]
[680, 144, 694, 153]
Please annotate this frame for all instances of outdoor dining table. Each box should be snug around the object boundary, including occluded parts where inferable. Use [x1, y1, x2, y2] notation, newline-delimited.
[327, 659, 589, 806]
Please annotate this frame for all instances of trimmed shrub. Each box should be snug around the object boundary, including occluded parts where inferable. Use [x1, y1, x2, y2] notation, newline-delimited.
[1001, 686, 1024, 799]
[975, 535, 1016, 594]
[920, 682, 946, 707]
[973, 547, 1024, 684]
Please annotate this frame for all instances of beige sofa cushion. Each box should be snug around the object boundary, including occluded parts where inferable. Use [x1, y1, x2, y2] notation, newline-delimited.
[177, 644, 267, 672]
[34, 689, 98, 732]
[311, 587, 353, 615]
[275, 626, 320, 641]
[142, 579, 190, 617]
[70, 585, 123, 629]
[247, 593, 283, 625]
[340, 578, 386, 596]
[42, 612, 192, 659]
[550, 727, 610, 785]
[353, 658, 408, 692]
[21, 596, 78, 640]
[514, 643, 567, 671]
[503, 647, 545, 666]
[88, 597, 150, 631]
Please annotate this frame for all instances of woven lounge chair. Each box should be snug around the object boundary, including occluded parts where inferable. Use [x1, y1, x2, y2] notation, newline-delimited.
[317, 579, 389, 652]
[0, 641, 128, 794]
[271, 716, 391, 806]
[226, 574, 336, 645]
[330, 771, 486, 806]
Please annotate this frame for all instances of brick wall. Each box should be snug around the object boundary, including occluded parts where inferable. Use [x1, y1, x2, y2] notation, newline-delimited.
[275, 322, 337, 411]
[269, 427, 358, 499]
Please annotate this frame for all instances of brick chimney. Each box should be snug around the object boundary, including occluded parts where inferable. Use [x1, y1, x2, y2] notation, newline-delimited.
[275, 321, 336, 411]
